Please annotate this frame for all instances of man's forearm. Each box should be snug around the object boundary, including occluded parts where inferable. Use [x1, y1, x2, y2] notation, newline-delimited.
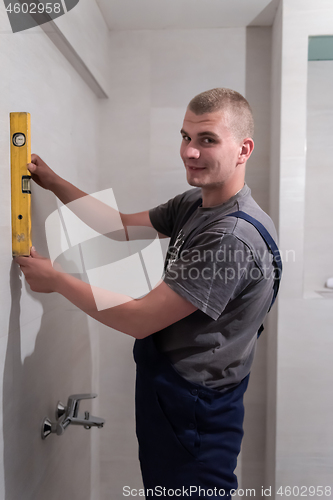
[54, 271, 143, 338]
[50, 176, 126, 239]
[50, 175, 88, 205]
[16, 248, 197, 339]
[29, 155, 126, 238]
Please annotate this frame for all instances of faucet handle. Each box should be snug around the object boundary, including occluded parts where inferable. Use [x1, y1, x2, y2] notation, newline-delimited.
[67, 393, 98, 418]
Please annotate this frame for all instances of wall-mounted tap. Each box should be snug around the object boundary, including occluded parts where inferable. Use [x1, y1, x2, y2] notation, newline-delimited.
[42, 393, 105, 440]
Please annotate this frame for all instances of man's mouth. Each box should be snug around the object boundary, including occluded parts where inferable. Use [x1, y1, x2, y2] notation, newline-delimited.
[186, 165, 205, 171]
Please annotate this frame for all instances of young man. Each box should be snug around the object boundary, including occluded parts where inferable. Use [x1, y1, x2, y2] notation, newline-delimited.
[16, 88, 281, 499]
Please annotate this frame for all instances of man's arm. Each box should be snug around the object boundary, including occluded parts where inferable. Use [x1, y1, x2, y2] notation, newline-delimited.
[29, 155, 168, 239]
[15, 249, 197, 338]
[120, 211, 169, 240]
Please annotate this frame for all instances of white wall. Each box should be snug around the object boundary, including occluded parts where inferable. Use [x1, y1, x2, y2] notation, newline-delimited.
[266, 0, 283, 491]
[0, 1, 108, 498]
[274, 0, 333, 495]
[304, 60, 333, 297]
[98, 26, 273, 499]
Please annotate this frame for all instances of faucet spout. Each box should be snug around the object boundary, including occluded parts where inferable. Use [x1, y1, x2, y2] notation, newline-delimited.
[71, 412, 105, 429]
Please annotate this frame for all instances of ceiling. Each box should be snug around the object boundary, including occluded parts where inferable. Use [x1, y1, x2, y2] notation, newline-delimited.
[96, 0, 280, 31]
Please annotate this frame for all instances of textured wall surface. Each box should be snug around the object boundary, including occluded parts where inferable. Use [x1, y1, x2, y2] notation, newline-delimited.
[0, 1, 108, 498]
[304, 61, 333, 296]
[275, 0, 333, 495]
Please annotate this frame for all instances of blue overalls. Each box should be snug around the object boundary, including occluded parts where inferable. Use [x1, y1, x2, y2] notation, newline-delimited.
[133, 201, 282, 499]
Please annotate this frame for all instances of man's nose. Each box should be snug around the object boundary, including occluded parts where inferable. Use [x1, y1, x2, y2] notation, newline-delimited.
[184, 145, 200, 159]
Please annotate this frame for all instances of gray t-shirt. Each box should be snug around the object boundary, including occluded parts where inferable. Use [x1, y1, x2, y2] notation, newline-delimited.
[149, 184, 277, 391]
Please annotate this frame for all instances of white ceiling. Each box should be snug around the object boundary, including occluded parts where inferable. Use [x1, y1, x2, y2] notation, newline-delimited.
[96, 0, 279, 31]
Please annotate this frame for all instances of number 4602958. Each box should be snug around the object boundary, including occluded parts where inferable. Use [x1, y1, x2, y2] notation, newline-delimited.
[6, 3, 62, 14]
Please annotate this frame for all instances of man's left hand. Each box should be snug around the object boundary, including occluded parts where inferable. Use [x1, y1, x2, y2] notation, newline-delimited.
[15, 247, 59, 293]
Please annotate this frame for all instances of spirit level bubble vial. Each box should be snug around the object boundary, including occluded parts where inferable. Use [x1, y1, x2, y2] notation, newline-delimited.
[10, 112, 32, 256]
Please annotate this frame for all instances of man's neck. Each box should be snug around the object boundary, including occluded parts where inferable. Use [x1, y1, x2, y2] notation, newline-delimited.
[201, 183, 245, 208]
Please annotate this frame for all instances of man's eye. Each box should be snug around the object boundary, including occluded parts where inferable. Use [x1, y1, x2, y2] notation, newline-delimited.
[202, 138, 214, 144]
[182, 135, 190, 141]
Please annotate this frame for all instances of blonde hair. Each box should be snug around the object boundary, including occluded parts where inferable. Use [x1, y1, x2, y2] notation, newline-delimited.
[188, 88, 254, 141]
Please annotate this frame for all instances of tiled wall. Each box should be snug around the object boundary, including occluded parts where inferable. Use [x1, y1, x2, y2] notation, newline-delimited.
[0, 2, 108, 498]
[274, 0, 333, 494]
[266, 0, 283, 490]
[304, 60, 333, 297]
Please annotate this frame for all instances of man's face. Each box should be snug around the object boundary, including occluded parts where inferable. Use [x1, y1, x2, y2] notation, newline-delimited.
[180, 109, 243, 189]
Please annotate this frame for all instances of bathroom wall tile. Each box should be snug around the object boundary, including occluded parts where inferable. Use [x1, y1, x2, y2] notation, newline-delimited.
[101, 459, 143, 500]
[150, 28, 246, 109]
[98, 31, 151, 213]
[0, 4, 104, 497]
[149, 106, 191, 207]
[276, 298, 333, 462]
[98, 327, 137, 462]
[304, 61, 333, 293]
[246, 27, 272, 213]
[277, 0, 333, 459]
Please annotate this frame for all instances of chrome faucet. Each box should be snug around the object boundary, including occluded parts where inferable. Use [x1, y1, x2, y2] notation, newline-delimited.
[42, 393, 105, 439]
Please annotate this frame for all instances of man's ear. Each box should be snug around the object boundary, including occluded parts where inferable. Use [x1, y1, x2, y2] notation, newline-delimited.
[238, 138, 254, 164]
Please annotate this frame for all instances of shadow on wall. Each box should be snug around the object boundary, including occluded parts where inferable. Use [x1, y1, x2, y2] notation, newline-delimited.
[3, 192, 95, 500]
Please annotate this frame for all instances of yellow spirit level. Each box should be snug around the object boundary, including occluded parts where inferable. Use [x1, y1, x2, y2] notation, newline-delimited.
[10, 112, 32, 257]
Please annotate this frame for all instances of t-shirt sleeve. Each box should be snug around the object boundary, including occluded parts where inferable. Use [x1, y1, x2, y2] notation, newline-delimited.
[149, 192, 186, 237]
[163, 231, 260, 320]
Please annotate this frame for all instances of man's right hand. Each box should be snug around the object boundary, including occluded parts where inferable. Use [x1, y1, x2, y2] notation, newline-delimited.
[27, 154, 59, 191]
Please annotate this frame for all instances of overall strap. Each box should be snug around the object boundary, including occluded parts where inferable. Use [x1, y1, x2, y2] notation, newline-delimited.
[226, 210, 282, 337]
[178, 200, 282, 338]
